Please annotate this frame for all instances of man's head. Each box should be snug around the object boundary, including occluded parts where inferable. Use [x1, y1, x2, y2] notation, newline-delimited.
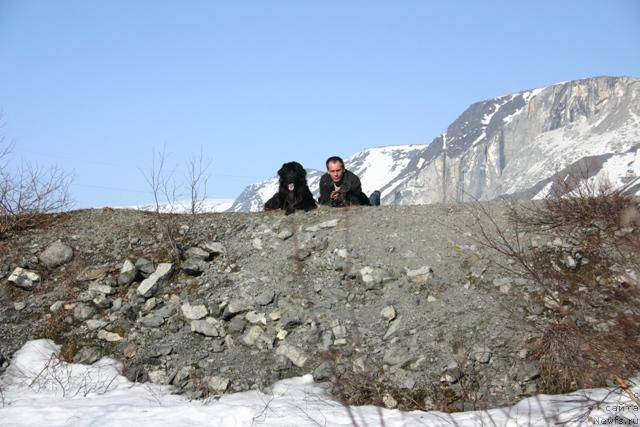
[325, 156, 345, 184]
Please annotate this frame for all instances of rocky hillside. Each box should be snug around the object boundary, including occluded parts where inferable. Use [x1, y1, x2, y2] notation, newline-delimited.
[0, 205, 556, 409]
[230, 76, 640, 211]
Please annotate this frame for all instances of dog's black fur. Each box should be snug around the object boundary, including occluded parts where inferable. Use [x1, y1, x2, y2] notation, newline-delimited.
[264, 161, 317, 215]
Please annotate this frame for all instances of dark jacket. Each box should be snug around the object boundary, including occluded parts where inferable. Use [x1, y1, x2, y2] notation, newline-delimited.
[318, 169, 370, 206]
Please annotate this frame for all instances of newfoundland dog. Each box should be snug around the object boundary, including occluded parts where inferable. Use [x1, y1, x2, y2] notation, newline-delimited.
[264, 161, 317, 215]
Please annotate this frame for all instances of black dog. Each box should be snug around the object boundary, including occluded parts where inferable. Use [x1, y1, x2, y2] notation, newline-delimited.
[264, 161, 317, 215]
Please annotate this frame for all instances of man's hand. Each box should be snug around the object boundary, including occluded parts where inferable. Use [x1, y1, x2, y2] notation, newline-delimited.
[330, 191, 343, 202]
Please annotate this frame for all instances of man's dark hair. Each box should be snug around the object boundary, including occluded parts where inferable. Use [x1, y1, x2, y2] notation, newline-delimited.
[325, 156, 344, 169]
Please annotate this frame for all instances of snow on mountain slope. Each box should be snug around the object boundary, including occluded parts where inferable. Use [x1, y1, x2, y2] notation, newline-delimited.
[121, 198, 235, 213]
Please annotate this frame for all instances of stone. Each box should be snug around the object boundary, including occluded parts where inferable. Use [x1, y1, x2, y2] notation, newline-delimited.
[383, 394, 398, 409]
[137, 263, 173, 298]
[405, 266, 433, 284]
[185, 247, 210, 261]
[88, 282, 114, 295]
[181, 302, 208, 320]
[276, 343, 308, 368]
[255, 289, 275, 306]
[135, 258, 155, 276]
[252, 238, 263, 250]
[97, 330, 123, 342]
[191, 317, 223, 337]
[73, 347, 102, 364]
[181, 259, 207, 276]
[207, 376, 230, 392]
[441, 362, 463, 383]
[245, 311, 267, 325]
[471, 346, 492, 364]
[383, 318, 402, 340]
[118, 260, 137, 286]
[227, 317, 246, 334]
[318, 219, 340, 229]
[282, 309, 305, 329]
[140, 314, 166, 328]
[241, 325, 264, 347]
[312, 361, 334, 381]
[381, 305, 396, 322]
[203, 241, 225, 255]
[359, 266, 383, 290]
[50, 301, 64, 313]
[73, 303, 96, 321]
[77, 266, 110, 282]
[383, 347, 414, 367]
[277, 229, 293, 240]
[86, 319, 108, 330]
[8, 267, 40, 290]
[39, 240, 73, 268]
[13, 302, 26, 311]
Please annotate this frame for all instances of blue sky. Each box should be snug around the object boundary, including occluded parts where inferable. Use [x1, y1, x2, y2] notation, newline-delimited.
[1, 1, 639, 208]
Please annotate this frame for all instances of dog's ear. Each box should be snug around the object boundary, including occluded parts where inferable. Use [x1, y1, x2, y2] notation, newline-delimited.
[296, 162, 306, 178]
[277, 164, 287, 177]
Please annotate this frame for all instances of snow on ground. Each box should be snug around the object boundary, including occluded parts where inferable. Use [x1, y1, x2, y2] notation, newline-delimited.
[1, 340, 639, 427]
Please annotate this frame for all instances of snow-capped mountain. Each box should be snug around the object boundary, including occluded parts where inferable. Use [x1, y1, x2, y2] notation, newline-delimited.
[123, 198, 235, 213]
[229, 76, 640, 211]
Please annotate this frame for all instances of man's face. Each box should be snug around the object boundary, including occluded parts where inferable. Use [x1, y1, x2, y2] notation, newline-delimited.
[327, 161, 344, 184]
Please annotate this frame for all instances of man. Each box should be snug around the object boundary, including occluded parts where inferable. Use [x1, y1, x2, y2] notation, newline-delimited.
[318, 156, 380, 207]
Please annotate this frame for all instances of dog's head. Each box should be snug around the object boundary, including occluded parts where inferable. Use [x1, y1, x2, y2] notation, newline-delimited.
[278, 161, 307, 192]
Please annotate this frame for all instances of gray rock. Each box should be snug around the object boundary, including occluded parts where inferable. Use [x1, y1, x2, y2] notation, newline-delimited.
[519, 363, 541, 382]
[312, 361, 334, 381]
[203, 241, 225, 256]
[181, 302, 208, 320]
[39, 240, 73, 268]
[8, 267, 40, 290]
[185, 247, 210, 261]
[191, 317, 223, 337]
[276, 343, 308, 367]
[206, 376, 230, 392]
[381, 305, 396, 322]
[137, 263, 173, 298]
[226, 317, 245, 334]
[224, 299, 251, 319]
[471, 346, 492, 364]
[73, 347, 102, 364]
[73, 303, 96, 321]
[282, 309, 305, 329]
[118, 260, 137, 286]
[441, 362, 463, 383]
[383, 346, 414, 367]
[277, 229, 293, 240]
[405, 266, 433, 285]
[135, 258, 155, 276]
[88, 282, 114, 295]
[86, 319, 108, 330]
[140, 314, 166, 328]
[255, 289, 275, 306]
[241, 325, 264, 346]
[181, 259, 207, 276]
[383, 318, 402, 340]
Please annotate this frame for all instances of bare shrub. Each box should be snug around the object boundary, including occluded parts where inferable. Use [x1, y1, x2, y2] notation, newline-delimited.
[469, 170, 640, 395]
[0, 140, 73, 238]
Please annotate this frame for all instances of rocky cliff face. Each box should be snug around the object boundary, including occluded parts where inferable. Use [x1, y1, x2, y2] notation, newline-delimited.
[230, 76, 640, 211]
[392, 76, 640, 204]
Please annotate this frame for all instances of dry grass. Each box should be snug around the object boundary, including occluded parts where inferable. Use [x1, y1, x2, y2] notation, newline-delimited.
[470, 173, 640, 394]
